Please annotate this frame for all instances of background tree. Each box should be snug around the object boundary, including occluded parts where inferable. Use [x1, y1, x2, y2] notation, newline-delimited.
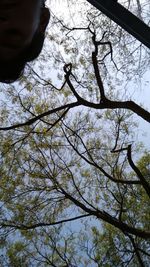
[0, 0, 149, 266]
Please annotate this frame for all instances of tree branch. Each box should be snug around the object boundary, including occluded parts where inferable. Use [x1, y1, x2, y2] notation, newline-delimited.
[127, 145, 150, 198]
[60, 187, 150, 239]
[0, 102, 79, 131]
[1, 214, 91, 230]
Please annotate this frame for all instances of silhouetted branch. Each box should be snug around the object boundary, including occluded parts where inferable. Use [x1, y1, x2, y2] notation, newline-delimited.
[127, 144, 150, 198]
[62, 124, 141, 185]
[60, 187, 150, 239]
[1, 214, 91, 230]
[127, 234, 145, 267]
[0, 102, 79, 131]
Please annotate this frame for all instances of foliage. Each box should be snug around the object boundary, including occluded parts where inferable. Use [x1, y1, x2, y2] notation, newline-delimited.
[0, 0, 150, 266]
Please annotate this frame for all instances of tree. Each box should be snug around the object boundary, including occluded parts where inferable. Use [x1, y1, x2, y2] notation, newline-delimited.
[89, 152, 150, 266]
[0, 0, 149, 266]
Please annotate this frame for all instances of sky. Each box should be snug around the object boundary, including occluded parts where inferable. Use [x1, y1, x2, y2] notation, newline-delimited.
[0, 2, 149, 264]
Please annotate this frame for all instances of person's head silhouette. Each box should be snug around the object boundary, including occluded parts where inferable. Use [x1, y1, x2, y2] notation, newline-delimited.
[0, 0, 50, 83]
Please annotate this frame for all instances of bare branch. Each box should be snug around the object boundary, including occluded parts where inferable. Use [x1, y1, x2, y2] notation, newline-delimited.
[60, 187, 150, 239]
[127, 145, 150, 198]
[0, 102, 79, 131]
[1, 214, 91, 230]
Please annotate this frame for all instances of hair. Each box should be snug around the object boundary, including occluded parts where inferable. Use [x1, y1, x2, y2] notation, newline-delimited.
[0, 0, 47, 84]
